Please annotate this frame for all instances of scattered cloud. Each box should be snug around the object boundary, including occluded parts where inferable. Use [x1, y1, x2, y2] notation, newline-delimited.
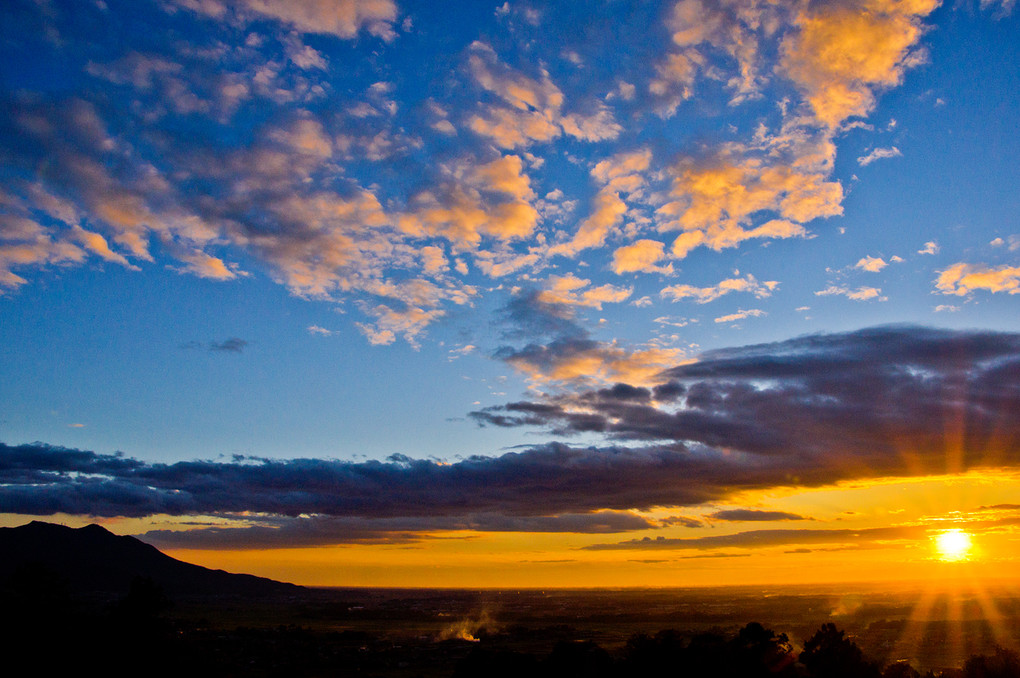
[537, 273, 632, 310]
[857, 146, 902, 166]
[175, 0, 400, 41]
[492, 290, 682, 386]
[661, 274, 778, 304]
[714, 308, 766, 323]
[936, 263, 1020, 296]
[854, 256, 888, 272]
[612, 239, 673, 275]
[209, 337, 248, 352]
[815, 285, 886, 301]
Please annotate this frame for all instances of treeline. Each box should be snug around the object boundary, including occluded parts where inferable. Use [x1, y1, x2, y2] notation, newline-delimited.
[3, 566, 1019, 678]
[454, 622, 1020, 678]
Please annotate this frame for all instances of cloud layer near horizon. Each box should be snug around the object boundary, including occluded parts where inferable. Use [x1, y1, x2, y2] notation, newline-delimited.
[3, 326, 1018, 548]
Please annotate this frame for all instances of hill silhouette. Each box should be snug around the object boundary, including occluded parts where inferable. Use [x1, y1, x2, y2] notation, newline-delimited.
[0, 520, 301, 596]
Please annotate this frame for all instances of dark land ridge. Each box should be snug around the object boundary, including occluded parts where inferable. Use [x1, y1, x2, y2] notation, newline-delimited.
[2, 521, 1019, 677]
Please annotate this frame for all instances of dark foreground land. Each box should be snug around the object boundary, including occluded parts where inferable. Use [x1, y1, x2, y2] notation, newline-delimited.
[6, 579, 1020, 677]
[2, 522, 1019, 677]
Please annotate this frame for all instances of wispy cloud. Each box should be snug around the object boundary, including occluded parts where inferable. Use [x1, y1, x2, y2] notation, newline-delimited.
[209, 337, 248, 353]
[857, 146, 902, 166]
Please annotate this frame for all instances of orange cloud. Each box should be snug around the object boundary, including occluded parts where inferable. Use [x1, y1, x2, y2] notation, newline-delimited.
[781, 0, 939, 129]
[659, 132, 838, 258]
[855, 255, 888, 272]
[400, 154, 538, 249]
[551, 149, 651, 258]
[936, 263, 1020, 296]
[537, 273, 633, 310]
[466, 42, 620, 148]
[612, 239, 672, 275]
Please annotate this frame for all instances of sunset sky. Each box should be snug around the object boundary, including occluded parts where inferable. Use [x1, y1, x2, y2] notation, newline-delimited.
[1, 0, 1018, 588]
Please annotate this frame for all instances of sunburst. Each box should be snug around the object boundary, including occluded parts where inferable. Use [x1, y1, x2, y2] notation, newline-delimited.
[934, 529, 972, 563]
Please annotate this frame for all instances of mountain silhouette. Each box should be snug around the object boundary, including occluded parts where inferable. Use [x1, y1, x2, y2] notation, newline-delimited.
[0, 521, 301, 596]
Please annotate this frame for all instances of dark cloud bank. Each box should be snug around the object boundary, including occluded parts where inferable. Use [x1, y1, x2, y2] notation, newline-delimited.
[3, 326, 1018, 549]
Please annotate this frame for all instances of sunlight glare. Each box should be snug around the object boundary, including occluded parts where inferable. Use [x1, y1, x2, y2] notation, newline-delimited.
[934, 529, 972, 562]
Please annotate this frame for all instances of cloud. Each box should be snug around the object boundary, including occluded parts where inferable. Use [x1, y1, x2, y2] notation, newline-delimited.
[854, 255, 888, 272]
[709, 509, 807, 522]
[537, 273, 632, 310]
[649, 0, 776, 114]
[935, 263, 1020, 296]
[989, 235, 1020, 251]
[307, 325, 334, 336]
[356, 302, 448, 348]
[399, 154, 539, 250]
[815, 285, 886, 301]
[918, 240, 940, 255]
[780, 0, 938, 129]
[70, 226, 136, 269]
[857, 146, 903, 166]
[714, 308, 766, 323]
[209, 337, 248, 352]
[472, 325, 1020, 490]
[5, 327, 1020, 547]
[491, 290, 681, 385]
[657, 127, 840, 259]
[612, 239, 673, 275]
[176, 0, 400, 41]
[0, 213, 87, 292]
[465, 42, 621, 149]
[585, 524, 929, 551]
[549, 149, 651, 258]
[142, 509, 657, 549]
[661, 273, 778, 304]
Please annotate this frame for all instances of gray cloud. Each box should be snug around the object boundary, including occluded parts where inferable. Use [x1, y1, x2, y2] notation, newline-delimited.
[3, 326, 1019, 548]
[209, 337, 248, 353]
[709, 509, 807, 522]
[473, 325, 1020, 473]
[142, 510, 656, 549]
[584, 525, 927, 551]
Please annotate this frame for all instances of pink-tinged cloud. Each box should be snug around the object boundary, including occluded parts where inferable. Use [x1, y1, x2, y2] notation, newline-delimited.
[815, 285, 886, 301]
[177, 0, 399, 40]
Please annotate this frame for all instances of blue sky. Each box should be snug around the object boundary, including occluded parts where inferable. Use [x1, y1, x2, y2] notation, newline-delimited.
[1, 0, 1019, 578]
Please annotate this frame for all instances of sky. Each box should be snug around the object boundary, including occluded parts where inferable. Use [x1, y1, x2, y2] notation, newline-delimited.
[1, 0, 1019, 588]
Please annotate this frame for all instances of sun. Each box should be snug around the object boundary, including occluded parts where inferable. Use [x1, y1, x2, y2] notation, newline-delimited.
[933, 529, 972, 562]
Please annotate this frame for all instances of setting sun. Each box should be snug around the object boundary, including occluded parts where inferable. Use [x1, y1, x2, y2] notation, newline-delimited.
[934, 529, 973, 562]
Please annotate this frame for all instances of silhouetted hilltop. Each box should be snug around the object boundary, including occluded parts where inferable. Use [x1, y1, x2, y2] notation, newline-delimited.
[0, 520, 301, 596]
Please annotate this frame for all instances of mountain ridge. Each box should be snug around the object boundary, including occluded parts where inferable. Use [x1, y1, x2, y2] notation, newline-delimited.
[0, 520, 302, 596]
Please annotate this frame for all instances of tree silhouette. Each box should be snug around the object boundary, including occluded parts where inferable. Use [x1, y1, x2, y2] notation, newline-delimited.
[963, 646, 1020, 678]
[801, 623, 881, 678]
